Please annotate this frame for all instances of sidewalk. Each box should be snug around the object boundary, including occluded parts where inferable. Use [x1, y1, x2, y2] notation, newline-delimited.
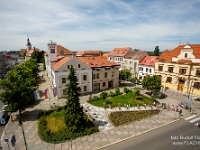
[1, 69, 197, 150]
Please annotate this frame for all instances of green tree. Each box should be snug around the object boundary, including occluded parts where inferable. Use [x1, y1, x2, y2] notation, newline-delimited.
[119, 69, 131, 80]
[131, 77, 140, 84]
[0, 59, 38, 113]
[64, 66, 86, 132]
[153, 46, 160, 56]
[31, 51, 39, 62]
[0, 70, 36, 114]
[142, 75, 161, 94]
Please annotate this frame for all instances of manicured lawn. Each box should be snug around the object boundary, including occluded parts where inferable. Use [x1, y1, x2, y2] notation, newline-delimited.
[38, 108, 99, 143]
[89, 92, 154, 108]
[46, 109, 66, 132]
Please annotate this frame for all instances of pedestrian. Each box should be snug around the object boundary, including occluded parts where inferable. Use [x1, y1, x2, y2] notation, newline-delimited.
[179, 109, 182, 116]
[198, 121, 200, 128]
[118, 103, 121, 110]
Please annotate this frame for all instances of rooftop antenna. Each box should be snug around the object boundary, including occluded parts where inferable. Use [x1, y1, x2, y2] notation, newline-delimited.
[179, 37, 181, 45]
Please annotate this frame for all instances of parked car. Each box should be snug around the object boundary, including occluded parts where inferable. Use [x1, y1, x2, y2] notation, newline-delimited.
[0, 111, 10, 125]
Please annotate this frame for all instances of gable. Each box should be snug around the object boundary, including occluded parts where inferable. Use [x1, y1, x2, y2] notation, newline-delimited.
[56, 57, 91, 72]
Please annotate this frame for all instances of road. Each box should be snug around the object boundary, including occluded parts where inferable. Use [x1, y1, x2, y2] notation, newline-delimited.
[102, 119, 200, 150]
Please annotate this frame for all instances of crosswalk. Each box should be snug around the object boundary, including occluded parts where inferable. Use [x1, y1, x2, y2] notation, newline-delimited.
[184, 115, 200, 126]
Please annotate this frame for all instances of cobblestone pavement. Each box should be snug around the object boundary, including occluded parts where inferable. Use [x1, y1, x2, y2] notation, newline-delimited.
[1, 67, 199, 150]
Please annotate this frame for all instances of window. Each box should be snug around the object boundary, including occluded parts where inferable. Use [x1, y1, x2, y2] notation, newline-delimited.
[194, 82, 200, 89]
[50, 49, 55, 53]
[168, 67, 173, 73]
[179, 69, 186, 74]
[97, 73, 99, 79]
[149, 69, 152, 73]
[62, 78, 66, 83]
[68, 65, 70, 69]
[63, 89, 67, 95]
[185, 53, 188, 58]
[130, 61, 132, 64]
[83, 75, 87, 80]
[158, 66, 163, 71]
[196, 70, 200, 76]
[112, 71, 114, 77]
[139, 67, 143, 71]
[103, 82, 106, 87]
[125, 60, 127, 64]
[104, 72, 107, 78]
[146, 68, 148, 72]
[84, 86, 87, 91]
[93, 74, 95, 79]
[166, 77, 172, 83]
[78, 64, 80, 68]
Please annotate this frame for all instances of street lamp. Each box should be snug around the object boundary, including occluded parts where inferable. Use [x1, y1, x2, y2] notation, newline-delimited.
[18, 119, 28, 150]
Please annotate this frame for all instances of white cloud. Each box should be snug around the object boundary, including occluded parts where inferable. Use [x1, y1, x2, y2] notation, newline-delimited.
[0, 0, 200, 51]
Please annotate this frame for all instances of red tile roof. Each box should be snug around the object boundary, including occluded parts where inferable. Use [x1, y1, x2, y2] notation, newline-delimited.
[139, 56, 158, 66]
[109, 47, 131, 57]
[45, 45, 74, 56]
[78, 57, 120, 68]
[102, 53, 109, 59]
[158, 44, 200, 61]
[76, 50, 102, 56]
[57, 45, 74, 55]
[26, 49, 39, 57]
[52, 56, 71, 71]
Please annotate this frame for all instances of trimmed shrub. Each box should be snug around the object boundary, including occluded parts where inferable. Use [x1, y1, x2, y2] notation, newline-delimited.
[100, 91, 108, 99]
[115, 87, 120, 95]
[88, 96, 100, 102]
[109, 91, 116, 97]
[123, 87, 130, 93]
[133, 88, 140, 95]
[136, 96, 143, 100]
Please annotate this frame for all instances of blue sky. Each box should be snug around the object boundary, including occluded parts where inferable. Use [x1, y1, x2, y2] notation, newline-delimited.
[0, 0, 200, 52]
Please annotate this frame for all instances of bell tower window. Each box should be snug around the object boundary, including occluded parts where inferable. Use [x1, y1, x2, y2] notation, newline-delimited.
[50, 49, 55, 53]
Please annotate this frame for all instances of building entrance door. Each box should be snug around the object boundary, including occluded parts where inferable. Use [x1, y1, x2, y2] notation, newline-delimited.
[177, 78, 185, 91]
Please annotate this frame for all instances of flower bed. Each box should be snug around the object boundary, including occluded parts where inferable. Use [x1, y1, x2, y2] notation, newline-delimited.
[109, 109, 160, 126]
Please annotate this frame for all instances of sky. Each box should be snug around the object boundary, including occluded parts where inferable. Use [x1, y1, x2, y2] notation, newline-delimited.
[0, 0, 200, 52]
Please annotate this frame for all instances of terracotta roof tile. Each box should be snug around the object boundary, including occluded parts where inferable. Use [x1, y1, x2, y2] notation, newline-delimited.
[109, 47, 131, 57]
[76, 50, 102, 56]
[26, 48, 40, 56]
[77, 57, 120, 68]
[52, 56, 71, 71]
[57, 45, 74, 55]
[139, 56, 158, 66]
[158, 44, 200, 61]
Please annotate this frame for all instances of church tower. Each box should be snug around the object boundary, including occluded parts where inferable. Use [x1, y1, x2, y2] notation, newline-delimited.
[47, 40, 57, 62]
[26, 38, 32, 52]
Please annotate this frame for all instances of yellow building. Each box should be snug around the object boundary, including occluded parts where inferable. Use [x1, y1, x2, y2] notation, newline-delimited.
[155, 44, 200, 97]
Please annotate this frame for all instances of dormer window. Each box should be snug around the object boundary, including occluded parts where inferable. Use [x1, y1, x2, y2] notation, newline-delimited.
[185, 53, 188, 58]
